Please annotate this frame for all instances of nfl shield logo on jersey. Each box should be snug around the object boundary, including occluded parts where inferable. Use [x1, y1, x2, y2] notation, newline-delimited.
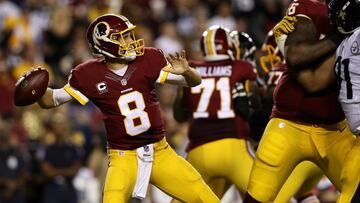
[96, 82, 108, 94]
[121, 78, 127, 86]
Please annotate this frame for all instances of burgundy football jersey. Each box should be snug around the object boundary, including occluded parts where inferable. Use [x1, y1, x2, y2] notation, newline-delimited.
[271, 0, 344, 124]
[67, 48, 167, 150]
[286, 0, 331, 36]
[267, 63, 286, 87]
[182, 59, 257, 151]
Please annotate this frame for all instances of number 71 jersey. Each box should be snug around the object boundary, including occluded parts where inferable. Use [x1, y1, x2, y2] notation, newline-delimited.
[183, 60, 256, 119]
[64, 48, 168, 150]
[181, 59, 257, 150]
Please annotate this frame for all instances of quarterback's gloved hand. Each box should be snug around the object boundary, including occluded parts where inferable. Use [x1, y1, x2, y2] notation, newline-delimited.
[232, 82, 250, 119]
[273, 15, 297, 38]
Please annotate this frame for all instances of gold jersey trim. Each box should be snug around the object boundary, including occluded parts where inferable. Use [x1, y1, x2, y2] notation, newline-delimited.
[64, 84, 89, 105]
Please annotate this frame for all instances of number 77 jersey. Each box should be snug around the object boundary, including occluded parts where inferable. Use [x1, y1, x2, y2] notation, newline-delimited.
[64, 48, 168, 150]
[181, 59, 257, 151]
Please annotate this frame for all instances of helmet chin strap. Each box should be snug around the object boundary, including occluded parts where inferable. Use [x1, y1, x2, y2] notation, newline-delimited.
[124, 55, 136, 61]
[94, 44, 117, 58]
[123, 50, 137, 61]
[94, 44, 137, 61]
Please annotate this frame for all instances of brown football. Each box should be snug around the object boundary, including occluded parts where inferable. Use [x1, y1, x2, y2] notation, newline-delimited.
[14, 68, 49, 106]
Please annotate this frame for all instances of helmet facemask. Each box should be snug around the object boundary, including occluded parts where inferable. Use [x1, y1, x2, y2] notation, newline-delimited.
[229, 31, 256, 66]
[329, 0, 360, 34]
[110, 28, 144, 61]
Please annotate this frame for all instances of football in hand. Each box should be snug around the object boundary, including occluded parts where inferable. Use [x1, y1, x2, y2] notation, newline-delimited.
[14, 68, 49, 106]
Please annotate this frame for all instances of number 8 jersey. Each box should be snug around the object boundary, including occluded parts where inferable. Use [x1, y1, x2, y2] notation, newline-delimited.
[335, 28, 360, 134]
[64, 48, 169, 150]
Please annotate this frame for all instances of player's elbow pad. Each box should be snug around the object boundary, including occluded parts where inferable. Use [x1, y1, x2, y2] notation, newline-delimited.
[233, 97, 250, 119]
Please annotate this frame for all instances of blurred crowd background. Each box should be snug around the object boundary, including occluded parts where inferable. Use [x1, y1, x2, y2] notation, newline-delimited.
[0, 0, 338, 202]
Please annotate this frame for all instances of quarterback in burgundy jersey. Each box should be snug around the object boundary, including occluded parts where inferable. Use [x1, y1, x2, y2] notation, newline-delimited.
[29, 14, 220, 203]
[66, 48, 168, 150]
[244, 0, 358, 202]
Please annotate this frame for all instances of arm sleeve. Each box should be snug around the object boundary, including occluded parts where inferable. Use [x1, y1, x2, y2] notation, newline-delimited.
[156, 70, 188, 86]
[52, 88, 73, 106]
[63, 84, 89, 105]
[63, 69, 89, 105]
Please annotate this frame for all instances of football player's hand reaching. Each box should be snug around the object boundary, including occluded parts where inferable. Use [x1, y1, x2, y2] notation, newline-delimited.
[232, 82, 250, 119]
[273, 15, 297, 38]
[163, 50, 191, 75]
[273, 15, 297, 56]
[163, 50, 201, 87]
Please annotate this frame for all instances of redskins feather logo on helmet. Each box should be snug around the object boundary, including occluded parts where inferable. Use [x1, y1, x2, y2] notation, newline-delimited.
[259, 30, 284, 74]
[94, 22, 110, 41]
[86, 14, 145, 61]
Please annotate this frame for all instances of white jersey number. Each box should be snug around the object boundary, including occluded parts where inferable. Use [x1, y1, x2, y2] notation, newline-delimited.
[267, 70, 283, 86]
[287, 0, 299, 15]
[118, 91, 151, 136]
[191, 77, 235, 119]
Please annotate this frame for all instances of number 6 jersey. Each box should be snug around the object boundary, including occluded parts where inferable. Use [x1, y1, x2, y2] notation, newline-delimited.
[272, 0, 344, 124]
[64, 48, 169, 150]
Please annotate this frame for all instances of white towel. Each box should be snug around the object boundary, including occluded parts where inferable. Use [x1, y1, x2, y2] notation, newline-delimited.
[132, 144, 154, 199]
